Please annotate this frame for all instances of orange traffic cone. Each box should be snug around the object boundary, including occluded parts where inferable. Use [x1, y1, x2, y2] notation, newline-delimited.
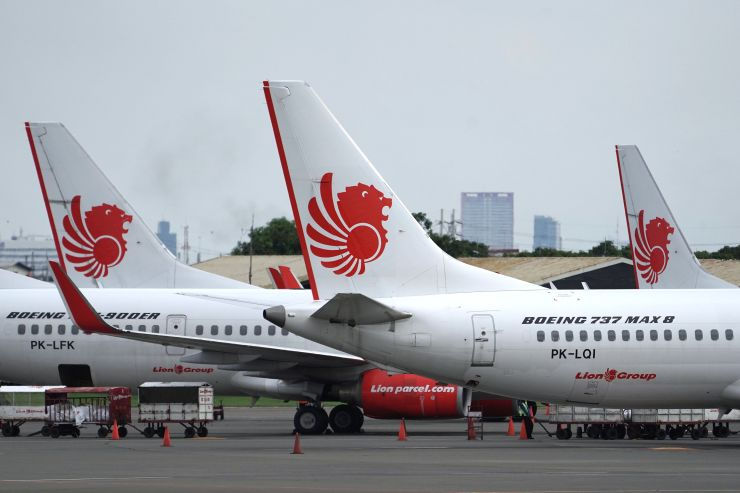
[506, 417, 515, 436]
[398, 418, 408, 441]
[110, 419, 120, 440]
[162, 426, 171, 447]
[519, 419, 528, 440]
[291, 432, 303, 454]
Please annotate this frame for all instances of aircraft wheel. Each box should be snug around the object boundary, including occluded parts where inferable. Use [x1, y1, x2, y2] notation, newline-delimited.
[329, 405, 361, 434]
[97, 426, 108, 438]
[294, 406, 329, 435]
[197, 426, 208, 437]
[118, 426, 128, 438]
[184, 427, 196, 438]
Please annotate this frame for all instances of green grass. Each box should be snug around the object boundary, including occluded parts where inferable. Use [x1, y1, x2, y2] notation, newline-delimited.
[128, 395, 340, 408]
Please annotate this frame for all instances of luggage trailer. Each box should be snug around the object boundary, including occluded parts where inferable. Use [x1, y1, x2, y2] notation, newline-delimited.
[548, 405, 738, 440]
[0, 386, 132, 438]
[137, 382, 214, 438]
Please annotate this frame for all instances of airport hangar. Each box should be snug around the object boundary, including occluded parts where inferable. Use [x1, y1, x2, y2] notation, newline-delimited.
[194, 255, 740, 289]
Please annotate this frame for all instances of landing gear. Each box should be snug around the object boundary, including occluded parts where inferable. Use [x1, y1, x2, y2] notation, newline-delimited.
[294, 405, 329, 435]
[328, 405, 364, 434]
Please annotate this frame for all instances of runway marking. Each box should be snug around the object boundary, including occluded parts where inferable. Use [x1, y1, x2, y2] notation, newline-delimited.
[1, 476, 170, 483]
[650, 447, 695, 451]
[193, 437, 225, 440]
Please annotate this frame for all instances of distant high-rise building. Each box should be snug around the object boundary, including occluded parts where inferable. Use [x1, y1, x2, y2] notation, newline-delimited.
[533, 215, 562, 250]
[157, 220, 177, 256]
[460, 192, 514, 249]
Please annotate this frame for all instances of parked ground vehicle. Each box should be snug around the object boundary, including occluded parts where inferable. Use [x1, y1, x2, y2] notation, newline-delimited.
[548, 405, 738, 440]
[138, 382, 214, 438]
[0, 386, 55, 436]
[44, 387, 131, 438]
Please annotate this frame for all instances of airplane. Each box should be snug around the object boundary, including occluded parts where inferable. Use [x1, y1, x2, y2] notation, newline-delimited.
[267, 266, 304, 290]
[2, 123, 517, 435]
[260, 80, 740, 411]
[616, 145, 735, 289]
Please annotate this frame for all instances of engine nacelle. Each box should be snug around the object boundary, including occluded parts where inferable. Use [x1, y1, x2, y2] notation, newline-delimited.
[328, 369, 471, 419]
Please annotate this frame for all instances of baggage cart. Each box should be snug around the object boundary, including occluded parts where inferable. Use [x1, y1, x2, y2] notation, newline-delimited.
[43, 387, 131, 438]
[0, 386, 55, 437]
[548, 405, 626, 440]
[138, 382, 214, 438]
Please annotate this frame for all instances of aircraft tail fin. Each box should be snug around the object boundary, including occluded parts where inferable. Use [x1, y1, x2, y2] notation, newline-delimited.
[263, 81, 541, 299]
[25, 122, 250, 289]
[616, 145, 735, 289]
[278, 265, 303, 289]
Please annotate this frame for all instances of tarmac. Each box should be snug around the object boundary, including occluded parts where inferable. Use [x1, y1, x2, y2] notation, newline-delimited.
[2, 407, 740, 492]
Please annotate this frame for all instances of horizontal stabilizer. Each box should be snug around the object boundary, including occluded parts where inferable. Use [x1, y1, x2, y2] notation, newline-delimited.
[311, 293, 411, 326]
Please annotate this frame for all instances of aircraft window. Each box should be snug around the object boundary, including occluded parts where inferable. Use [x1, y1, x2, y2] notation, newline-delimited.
[152, 325, 160, 333]
[711, 329, 719, 341]
[650, 330, 658, 341]
[58, 324, 65, 335]
[44, 324, 52, 335]
[138, 325, 146, 332]
[695, 329, 703, 341]
[268, 325, 276, 336]
[125, 325, 133, 331]
[678, 329, 687, 341]
[607, 330, 615, 342]
[225, 325, 233, 336]
[536, 331, 545, 342]
[17, 324, 25, 335]
[240, 325, 247, 336]
[254, 325, 262, 336]
[71, 325, 79, 335]
[579, 330, 587, 342]
[664, 330, 672, 341]
[551, 330, 559, 342]
[282, 328, 289, 336]
[726, 329, 734, 341]
[636, 329, 644, 341]
[196, 325, 203, 336]
[622, 330, 630, 341]
[211, 325, 218, 336]
[593, 330, 602, 342]
[31, 324, 39, 335]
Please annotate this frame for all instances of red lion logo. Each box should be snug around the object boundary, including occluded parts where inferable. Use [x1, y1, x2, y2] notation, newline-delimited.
[61, 195, 133, 279]
[306, 173, 392, 276]
[604, 368, 617, 383]
[633, 210, 674, 284]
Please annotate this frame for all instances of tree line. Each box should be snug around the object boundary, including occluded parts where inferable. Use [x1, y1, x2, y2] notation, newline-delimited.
[231, 216, 740, 260]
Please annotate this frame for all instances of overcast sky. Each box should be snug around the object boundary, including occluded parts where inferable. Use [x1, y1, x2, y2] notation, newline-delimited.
[1, 0, 739, 256]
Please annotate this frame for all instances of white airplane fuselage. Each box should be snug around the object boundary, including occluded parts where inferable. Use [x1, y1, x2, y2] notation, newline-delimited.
[280, 288, 740, 409]
[0, 287, 345, 393]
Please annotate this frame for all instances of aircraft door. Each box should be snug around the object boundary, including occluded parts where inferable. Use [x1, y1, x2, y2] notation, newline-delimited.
[471, 314, 495, 366]
[165, 315, 187, 356]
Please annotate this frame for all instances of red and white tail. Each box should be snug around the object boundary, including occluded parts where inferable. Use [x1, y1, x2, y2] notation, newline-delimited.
[278, 265, 304, 289]
[25, 122, 250, 289]
[263, 81, 541, 300]
[616, 145, 735, 289]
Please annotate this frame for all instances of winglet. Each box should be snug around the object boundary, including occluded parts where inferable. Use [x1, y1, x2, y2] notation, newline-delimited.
[267, 267, 285, 289]
[48, 261, 117, 334]
[278, 265, 303, 290]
